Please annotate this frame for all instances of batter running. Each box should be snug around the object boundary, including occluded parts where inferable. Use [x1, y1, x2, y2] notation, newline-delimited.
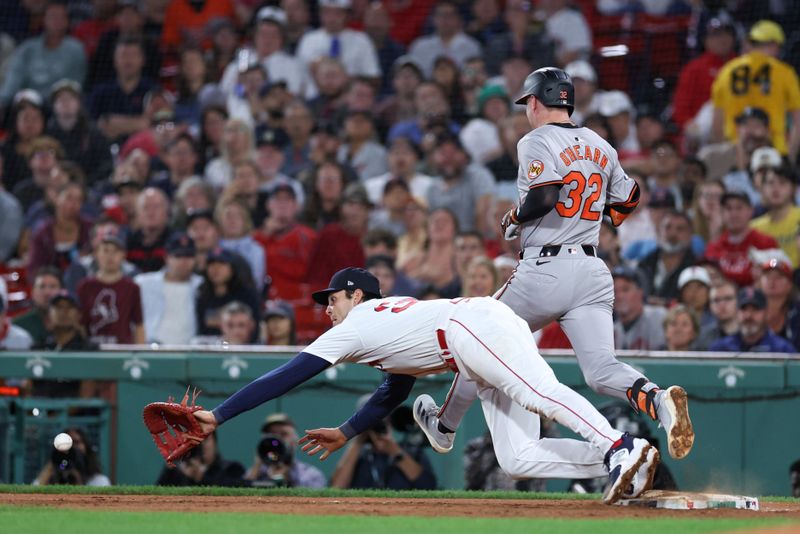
[413, 67, 695, 463]
[190, 268, 659, 504]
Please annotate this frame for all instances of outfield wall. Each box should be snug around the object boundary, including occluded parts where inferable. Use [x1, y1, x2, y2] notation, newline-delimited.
[0, 349, 797, 495]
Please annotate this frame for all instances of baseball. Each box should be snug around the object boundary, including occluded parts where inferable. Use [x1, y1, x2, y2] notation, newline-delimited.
[53, 433, 73, 452]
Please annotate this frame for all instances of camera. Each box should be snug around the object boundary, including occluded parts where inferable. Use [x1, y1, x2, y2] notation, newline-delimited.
[50, 447, 87, 485]
[257, 433, 293, 466]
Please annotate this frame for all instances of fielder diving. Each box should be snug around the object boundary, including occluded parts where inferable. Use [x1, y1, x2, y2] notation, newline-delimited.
[188, 267, 660, 504]
[413, 66, 695, 464]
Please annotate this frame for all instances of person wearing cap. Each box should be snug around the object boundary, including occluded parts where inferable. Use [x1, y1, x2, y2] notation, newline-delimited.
[407, 2, 482, 78]
[598, 90, 639, 154]
[676, 266, 714, 328]
[711, 20, 800, 159]
[750, 164, 800, 267]
[636, 210, 696, 303]
[459, 85, 509, 165]
[261, 300, 296, 345]
[709, 286, 795, 353]
[63, 218, 139, 295]
[758, 258, 800, 351]
[36, 290, 96, 351]
[187, 266, 660, 502]
[672, 17, 736, 129]
[243, 411, 326, 488]
[0, 1, 86, 108]
[196, 247, 261, 338]
[428, 134, 496, 236]
[563, 60, 601, 126]
[611, 266, 668, 351]
[253, 182, 317, 301]
[135, 233, 203, 345]
[306, 183, 370, 287]
[252, 127, 303, 207]
[76, 225, 145, 345]
[387, 81, 461, 147]
[646, 140, 685, 211]
[337, 111, 388, 181]
[219, 7, 307, 99]
[296, 0, 380, 90]
[705, 190, 780, 286]
[225, 54, 268, 130]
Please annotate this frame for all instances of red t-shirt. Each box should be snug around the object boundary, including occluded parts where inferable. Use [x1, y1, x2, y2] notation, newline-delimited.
[77, 276, 143, 344]
[704, 229, 779, 287]
[672, 52, 733, 127]
[161, 0, 236, 50]
[253, 224, 317, 301]
[72, 19, 117, 57]
[305, 223, 366, 288]
[537, 321, 573, 349]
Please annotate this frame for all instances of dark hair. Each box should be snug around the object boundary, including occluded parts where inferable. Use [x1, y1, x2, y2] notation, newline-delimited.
[199, 253, 252, 300]
[115, 35, 145, 53]
[456, 230, 484, 244]
[177, 47, 210, 100]
[34, 265, 63, 287]
[344, 289, 380, 302]
[683, 156, 707, 177]
[165, 132, 197, 154]
[362, 228, 397, 250]
[221, 300, 253, 320]
[62, 427, 104, 478]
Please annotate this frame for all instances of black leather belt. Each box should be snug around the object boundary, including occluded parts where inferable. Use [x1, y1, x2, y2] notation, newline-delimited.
[520, 245, 596, 260]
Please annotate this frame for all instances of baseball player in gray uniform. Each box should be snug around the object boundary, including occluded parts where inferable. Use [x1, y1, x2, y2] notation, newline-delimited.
[414, 67, 695, 464]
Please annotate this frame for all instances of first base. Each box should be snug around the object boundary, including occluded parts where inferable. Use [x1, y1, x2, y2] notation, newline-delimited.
[617, 490, 760, 511]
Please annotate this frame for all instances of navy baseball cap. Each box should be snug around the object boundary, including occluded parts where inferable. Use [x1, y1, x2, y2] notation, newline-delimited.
[312, 267, 382, 305]
[50, 290, 79, 308]
[738, 287, 766, 309]
[207, 247, 237, 265]
[166, 233, 196, 256]
[611, 265, 645, 288]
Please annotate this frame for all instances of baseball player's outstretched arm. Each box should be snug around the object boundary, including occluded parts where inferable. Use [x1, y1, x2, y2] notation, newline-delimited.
[210, 352, 332, 424]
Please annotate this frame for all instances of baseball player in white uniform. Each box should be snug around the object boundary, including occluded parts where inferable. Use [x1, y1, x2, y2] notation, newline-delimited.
[413, 67, 695, 465]
[191, 267, 659, 503]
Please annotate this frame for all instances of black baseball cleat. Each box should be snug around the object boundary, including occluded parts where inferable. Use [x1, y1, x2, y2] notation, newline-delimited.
[603, 432, 656, 505]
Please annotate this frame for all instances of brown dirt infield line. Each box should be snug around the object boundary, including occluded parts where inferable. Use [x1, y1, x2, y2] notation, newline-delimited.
[1, 494, 799, 520]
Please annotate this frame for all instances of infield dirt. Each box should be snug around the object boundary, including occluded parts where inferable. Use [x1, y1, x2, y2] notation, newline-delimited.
[2, 493, 799, 520]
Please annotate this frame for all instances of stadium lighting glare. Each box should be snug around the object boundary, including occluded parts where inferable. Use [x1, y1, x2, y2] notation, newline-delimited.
[600, 45, 630, 57]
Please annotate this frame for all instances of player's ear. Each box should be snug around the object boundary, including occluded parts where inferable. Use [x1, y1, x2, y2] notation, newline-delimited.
[353, 288, 364, 305]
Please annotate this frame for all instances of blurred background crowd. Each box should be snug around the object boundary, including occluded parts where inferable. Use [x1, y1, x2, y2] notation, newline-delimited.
[0, 0, 796, 354]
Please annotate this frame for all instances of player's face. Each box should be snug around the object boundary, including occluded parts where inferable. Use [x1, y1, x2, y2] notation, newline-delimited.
[326, 290, 360, 326]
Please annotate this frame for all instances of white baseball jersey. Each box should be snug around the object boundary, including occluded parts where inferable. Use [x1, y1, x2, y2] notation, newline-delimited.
[304, 296, 460, 376]
[516, 123, 636, 247]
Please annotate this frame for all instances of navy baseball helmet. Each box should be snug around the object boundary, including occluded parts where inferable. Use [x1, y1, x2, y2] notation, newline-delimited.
[515, 67, 575, 116]
[312, 267, 382, 305]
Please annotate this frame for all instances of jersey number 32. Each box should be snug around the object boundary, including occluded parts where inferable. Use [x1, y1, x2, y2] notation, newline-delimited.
[554, 171, 603, 221]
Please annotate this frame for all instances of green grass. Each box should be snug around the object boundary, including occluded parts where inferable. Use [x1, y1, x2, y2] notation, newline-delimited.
[0, 483, 596, 500]
[0, 484, 797, 504]
[0, 508, 791, 534]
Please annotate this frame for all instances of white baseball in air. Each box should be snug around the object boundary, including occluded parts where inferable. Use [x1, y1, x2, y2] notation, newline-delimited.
[53, 433, 73, 452]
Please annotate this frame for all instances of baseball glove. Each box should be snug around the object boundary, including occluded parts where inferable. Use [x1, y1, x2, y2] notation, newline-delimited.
[143, 387, 208, 466]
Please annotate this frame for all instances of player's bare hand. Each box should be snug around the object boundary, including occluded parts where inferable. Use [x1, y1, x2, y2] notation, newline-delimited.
[192, 410, 218, 438]
[299, 427, 347, 461]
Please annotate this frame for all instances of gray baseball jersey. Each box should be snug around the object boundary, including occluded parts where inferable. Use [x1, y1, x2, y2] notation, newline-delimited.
[516, 124, 636, 247]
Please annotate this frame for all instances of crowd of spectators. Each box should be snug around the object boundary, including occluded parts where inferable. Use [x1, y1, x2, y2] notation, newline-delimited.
[0, 0, 796, 359]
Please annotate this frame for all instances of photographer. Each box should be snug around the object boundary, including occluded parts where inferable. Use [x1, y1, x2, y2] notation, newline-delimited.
[330, 404, 437, 490]
[33, 427, 110, 486]
[156, 431, 245, 487]
[243, 413, 325, 488]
